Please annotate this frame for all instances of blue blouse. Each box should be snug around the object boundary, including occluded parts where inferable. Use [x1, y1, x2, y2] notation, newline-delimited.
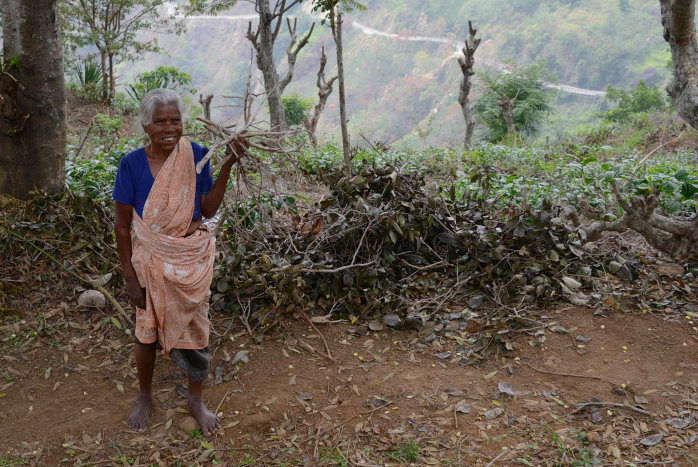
[112, 141, 214, 221]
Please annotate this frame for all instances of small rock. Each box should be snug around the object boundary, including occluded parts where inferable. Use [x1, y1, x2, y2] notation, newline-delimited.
[176, 383, 188, 399]
[482, 407, 504, 420]
[562, 276, 582, 292]
[657, 262, 684, 278]
[368, 320, 384, 331]
[418, 322, 436, 338]
[575, 334, 592, 343]
[382, 314, 401, 328]
[179, 416, 198, 434]
[232, 351, 249, 365]
[615, 254, 627, 265]
[640, 433, 663, 446]
[468, 295, 484, 309]
[404, 311, 426, 329]
[423, 333, 437, 343]
[497, 381, 516, 396]
[608, 261, 622, 274]
[434, 352, 451, 359]
[591, 411, 603, 424]
[634, 395, 649, 405]
[295, 391, 313, 401]
[577, 266, 592, 276]
[444, 312, 462, 320]
[214, 364, 224, 385]
[77, 290, 106, 308]
[455, 403, 471, 414]
[616, 264, 634, 282]
[445, 388, 465, 397]
[587, 431, 601, 442]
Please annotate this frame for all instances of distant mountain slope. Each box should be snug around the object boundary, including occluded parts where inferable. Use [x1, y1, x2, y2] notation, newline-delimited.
[121, 0, 670, 145]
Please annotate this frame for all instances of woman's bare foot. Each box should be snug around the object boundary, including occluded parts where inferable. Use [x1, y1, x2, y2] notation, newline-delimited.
[188, 396, 220, 436]
[128, 390, 153, 432]
[188, 378, 220, 436]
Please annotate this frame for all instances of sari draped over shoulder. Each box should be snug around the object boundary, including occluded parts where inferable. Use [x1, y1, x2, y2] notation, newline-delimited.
[131, 137, 215, 357]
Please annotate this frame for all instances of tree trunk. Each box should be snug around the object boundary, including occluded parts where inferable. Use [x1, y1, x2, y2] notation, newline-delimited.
[251, 0, 287, 131]
[333, 11, 352, 177]
[457, 21, 480, 149]
[660, 0, 698, 129]
[0, 0, 66, 199]
[498, 95, 516, 134]
[108, 52, 115, 102]
[199, 93, 214, 138]
[304, 45, 338, 146]
[99, 49, 108, 102]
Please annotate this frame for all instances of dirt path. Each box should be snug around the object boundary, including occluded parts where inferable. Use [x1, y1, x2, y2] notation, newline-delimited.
[1, 304, 696, 465]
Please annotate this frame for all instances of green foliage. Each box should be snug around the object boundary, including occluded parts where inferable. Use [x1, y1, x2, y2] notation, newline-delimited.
[65, 137, 142, 201]
[126, 66, 197, 103]
[473, 61, 556, 142]
[282, 94, 313, 127]
[60, 0, 182, 101]
[451, 141, 698, 220]
[311, 0, 367, 25]
[68, 59, 104, 102]
[93, 113, 122, 152]
[296, 143, 462, 175]
[390, 438, 419, 462]
[601, 81, 667, 123]
[74, 59, 103, 87]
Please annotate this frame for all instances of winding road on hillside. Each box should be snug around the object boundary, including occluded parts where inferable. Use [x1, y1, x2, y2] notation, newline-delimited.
[178, 12, 606, 97]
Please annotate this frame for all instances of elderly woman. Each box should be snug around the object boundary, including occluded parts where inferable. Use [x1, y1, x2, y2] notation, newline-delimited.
[113, 88, 245, 436]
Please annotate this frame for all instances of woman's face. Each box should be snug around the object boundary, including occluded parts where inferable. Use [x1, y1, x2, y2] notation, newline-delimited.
[144, 103, 183, 155]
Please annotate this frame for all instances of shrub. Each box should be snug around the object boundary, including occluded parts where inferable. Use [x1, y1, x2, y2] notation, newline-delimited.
[601, 81, 667, 123]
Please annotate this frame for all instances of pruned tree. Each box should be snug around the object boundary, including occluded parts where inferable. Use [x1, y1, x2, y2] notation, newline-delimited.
[560, 0, 698, 258]
[497, 90, 519, 135]
[660, 0, 698, 129]
[199, 93, 214, 121]
[457, 21, 480, 149]
[0, 0, 67, 199]
[311, 0, 366, 176]
[304, 45, 338, 145]
[245, 0, 315, 131]
[562, 181, 698, 258]
[60, 0, 181, 103]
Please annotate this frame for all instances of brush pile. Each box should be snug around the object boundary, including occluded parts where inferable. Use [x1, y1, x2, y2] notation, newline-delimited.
[212, 165, 621, 325]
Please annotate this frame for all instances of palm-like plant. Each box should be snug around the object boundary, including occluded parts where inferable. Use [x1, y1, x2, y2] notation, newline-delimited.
[75, 59, 103, 87]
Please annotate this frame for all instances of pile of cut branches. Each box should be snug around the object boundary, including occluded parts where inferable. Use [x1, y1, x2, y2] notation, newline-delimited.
[212, 165, 620, 327]
[0, 189, 118, 305]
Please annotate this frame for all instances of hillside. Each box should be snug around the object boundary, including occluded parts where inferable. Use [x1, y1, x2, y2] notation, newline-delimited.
[118, 0, 671, 145]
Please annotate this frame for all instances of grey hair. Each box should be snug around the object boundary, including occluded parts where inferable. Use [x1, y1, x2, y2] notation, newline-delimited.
[138, 88, 185, 128]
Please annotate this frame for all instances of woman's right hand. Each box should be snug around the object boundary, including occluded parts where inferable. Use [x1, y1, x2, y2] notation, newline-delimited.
[126, 280, 146, 310]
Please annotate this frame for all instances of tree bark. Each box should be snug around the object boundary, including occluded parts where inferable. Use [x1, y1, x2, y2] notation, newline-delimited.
[660, 0, 698, 129]
[563, 182, 698, 258]
[304, 45, 338, 146]
[0, 0, 67, 199]
[246, 0, 313, 132]
[332, 11, 352, 177]
[457, 21, 480, 149]
[498, 96, 516, 134]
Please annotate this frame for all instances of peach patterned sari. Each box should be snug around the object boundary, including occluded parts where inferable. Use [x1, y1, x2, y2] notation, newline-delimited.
[131, 137, 215, 357]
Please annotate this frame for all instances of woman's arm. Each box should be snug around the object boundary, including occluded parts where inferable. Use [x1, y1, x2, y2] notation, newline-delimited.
[201, 137, 248, 219]
[114, 201, 146, 309]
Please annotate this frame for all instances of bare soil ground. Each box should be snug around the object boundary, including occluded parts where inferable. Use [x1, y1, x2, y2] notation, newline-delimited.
[1, 295, 697, 465]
